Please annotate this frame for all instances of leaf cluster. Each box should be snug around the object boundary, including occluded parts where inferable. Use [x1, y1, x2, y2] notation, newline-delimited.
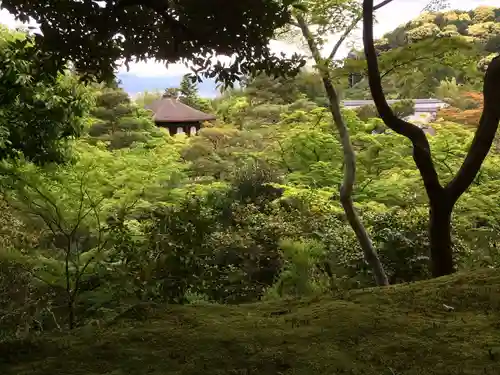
[1, 0, 307, 85]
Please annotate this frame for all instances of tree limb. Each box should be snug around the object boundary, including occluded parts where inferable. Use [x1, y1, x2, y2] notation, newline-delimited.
[327, 0, 396, 62]
[328, 16, 362, 62]
[362, 0, 443, 201]
[296, 12, 389, 286]
[374, 0, 397, 10]
[379, 51, 449, 79]
[445, 55, 500, 203]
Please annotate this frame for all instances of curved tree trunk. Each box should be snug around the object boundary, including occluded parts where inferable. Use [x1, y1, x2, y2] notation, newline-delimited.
[341, 184, 390, 286]
[323, 78, 389, 286]
[363, 0, 500, 278]
[296, 14, 389, 287]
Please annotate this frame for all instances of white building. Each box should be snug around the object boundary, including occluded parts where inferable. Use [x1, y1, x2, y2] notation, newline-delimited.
[341, 98, 448, 123]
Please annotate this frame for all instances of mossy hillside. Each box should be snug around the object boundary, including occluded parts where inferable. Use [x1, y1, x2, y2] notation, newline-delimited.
[2, 269, 500, 375]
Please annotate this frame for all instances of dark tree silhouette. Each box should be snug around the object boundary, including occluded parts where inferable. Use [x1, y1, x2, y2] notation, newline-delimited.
[1, 0, 306, 84]
[362, 0, 500, 277]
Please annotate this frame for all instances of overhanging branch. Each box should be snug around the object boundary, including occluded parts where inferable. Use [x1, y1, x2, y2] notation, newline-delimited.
[446, 55, 500, 203]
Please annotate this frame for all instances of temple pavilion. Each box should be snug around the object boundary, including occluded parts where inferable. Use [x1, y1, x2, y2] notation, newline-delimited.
[145, 93, 216, 136]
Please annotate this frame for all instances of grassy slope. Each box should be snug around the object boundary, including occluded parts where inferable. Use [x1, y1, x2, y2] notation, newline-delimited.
[2, 269, 500, 375]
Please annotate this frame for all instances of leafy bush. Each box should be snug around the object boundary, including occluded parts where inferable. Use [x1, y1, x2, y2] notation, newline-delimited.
[115, 189, 289, 304]
[264, 238, 331, 299]
[368, 209, 431, 284]
[0, 254, 53, 340]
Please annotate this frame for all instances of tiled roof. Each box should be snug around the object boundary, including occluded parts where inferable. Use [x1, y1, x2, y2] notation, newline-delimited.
[146, 97, 216, 123]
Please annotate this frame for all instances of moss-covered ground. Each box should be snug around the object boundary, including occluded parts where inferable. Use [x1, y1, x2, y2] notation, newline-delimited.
[2, 269, 500, 375]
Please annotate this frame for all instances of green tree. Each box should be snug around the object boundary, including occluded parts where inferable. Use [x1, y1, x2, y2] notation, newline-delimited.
[283, 0, 468, 285]
[89, 87, 160, 149]
[290, 0, 391, 286]
[0, 27, 93, 164]
[91, 88, 134, 134]
[181, 126, 270, 181]
[341, 4, 498, 99]
[134, 90, 163, 108]
[363, 0, 500, 277]
[242, 71, 328, 106]
[177, 74, 213, 113]
[179, 75, 198, 102]
[355, 100, 415, 122]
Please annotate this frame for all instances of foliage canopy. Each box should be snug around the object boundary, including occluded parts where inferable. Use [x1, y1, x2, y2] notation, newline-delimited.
[0, 27, 93, 164]
[1, 0, 307, 84]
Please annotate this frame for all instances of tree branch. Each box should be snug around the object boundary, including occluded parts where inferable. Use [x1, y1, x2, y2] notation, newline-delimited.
[345, 49, 451, 92]
[379, 51, 449, 79]
[328, 16, 362, 62]
[362, 0, 443, 201]
[276, 140, 294, 173]
[374, 0, 397, 10]
[327, 0, 396, 62]
[445, 55, 500, 203]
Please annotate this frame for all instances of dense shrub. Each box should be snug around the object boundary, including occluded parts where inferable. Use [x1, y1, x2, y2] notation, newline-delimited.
[369, 209, 431, 284]
[113, 189, 289, 304]
[264, 238, 332, 299]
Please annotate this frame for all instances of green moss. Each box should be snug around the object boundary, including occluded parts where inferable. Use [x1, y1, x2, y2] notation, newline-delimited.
[2, 270, 500, 374]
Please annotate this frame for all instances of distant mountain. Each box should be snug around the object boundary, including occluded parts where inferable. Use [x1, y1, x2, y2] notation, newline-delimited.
[117, 73, 219, 99]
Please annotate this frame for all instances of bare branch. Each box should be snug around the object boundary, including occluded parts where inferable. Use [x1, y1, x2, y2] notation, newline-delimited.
[72, 190, 107, 296]
[328, 16, 362, 62]
[374, 0, 396, 11]
[327, 0, 396, 62]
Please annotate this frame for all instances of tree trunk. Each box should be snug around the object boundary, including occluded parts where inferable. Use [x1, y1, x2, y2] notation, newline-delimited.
[322, 77, 389, 287]
[340, 189, 389, 286]
[294, 14, 389, 287]
[363, 0, 500, 280]
[429, 199, 454, 277]
[321, 80, 389, 286]
[68, 299, 75, 330]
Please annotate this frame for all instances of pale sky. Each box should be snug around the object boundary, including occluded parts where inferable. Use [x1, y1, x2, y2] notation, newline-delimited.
[0, 0, 498, 77]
